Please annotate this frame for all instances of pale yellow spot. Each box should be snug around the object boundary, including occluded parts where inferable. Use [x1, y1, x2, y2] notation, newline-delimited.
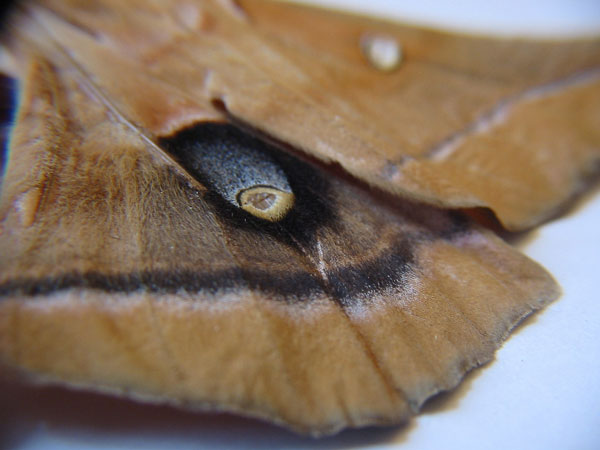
[238, 186, 295, 222]
[361, 34, 403, 72]
[16, 187, 42, 227]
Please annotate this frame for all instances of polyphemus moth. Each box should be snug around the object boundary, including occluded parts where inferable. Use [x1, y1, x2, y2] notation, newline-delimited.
[0, 0, 599, 441]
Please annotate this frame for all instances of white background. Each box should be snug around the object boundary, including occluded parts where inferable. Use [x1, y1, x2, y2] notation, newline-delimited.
[2, 1, 600, 449]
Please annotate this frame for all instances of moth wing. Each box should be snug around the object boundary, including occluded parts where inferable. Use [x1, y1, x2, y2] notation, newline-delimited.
[0, 40, 558, 435]
[24, 0, 600, 229]
[232, 0, 600, 230]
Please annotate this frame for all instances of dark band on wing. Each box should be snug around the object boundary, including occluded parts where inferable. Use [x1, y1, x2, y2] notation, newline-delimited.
[0, 240, 414, 305]
[0, 124, 469, 306]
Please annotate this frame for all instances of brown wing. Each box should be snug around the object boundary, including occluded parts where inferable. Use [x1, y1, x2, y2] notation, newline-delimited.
[237, 0, 600, 229]
[17, 0, 600, 230]
[0, 11, 557, 435]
